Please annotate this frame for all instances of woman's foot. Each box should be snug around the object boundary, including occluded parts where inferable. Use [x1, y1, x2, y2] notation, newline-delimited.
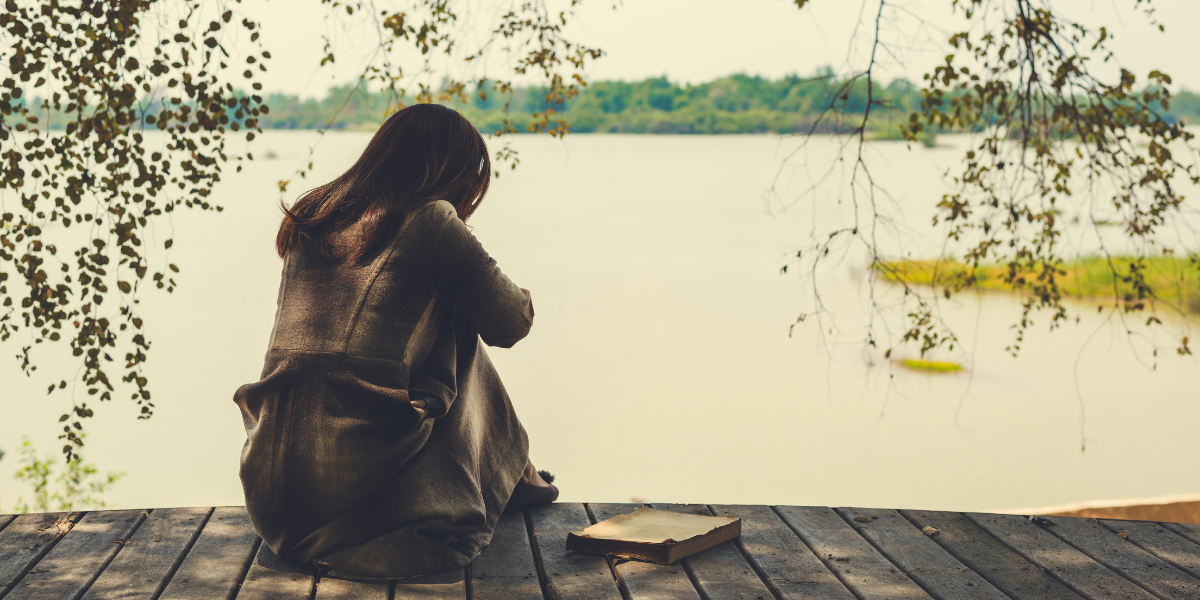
[504, 460, 559, 514]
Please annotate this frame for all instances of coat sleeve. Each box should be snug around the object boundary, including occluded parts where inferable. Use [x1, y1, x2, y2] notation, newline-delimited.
[416, 201, 534, 348]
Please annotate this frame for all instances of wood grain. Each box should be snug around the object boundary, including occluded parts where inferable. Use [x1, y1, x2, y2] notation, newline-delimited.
[590, 503, 700, 600]
[314, 576, 390, 599]
[711, 504, 855, 600]
[1, 505, 1195, 600]
[1163, 522, 1200, 546]
[1040, 515, 1200, 599]
[159, 506, 261, 600]
[1099, 519, 1200, 580]
[234, 539, 315, 600]
[774, 506, 933, 600]
[966, 512, 1157, 600]
[4, 509, 146, 600]
[900, 510, 1083, 600]
[470, 512, 542, 600]
[655, 504, 774, 600]
[79, 506, 211, 600]
[0, 512, 82, 597]
[835, 507, 1006, 600]
[392, 567, 467, 599]
[527, 503, 622, 600]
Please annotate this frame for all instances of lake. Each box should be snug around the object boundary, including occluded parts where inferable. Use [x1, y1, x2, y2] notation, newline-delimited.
[1, 132, 1198, 513]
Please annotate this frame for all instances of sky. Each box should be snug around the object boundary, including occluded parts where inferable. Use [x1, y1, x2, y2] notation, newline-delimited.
[227, 0, 1200, 98]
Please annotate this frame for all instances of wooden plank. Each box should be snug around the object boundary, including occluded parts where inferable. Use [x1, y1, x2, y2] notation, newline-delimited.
[901, 510, 1083, 600]
[590, 503, 700, 600]
[393, 568, 466, 599]
[4, 509, 146, 600]
[0, 512, 82, 597]
[711, 504, 855, 600]
[79, 506, 211, 600]
[655, 503, 773, 600]
[834, 507, 1006, 600]
[527, 503, 622, 600]
[1100, 520, 1200, 580]
[232, 538, 315, 600]
[774, 506, 933, 600]
[0, 515, 15, 533]
[1163, 521, 1200, 546]
[314, 576, 390, 599]
[966, 512, 1157, 600]
[1039, 515, 1200, 599]
[470, 512, 541, 599]
[159, 506, 261, 600]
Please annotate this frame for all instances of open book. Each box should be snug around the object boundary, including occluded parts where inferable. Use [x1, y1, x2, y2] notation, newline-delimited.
[565, 507, 741, 564]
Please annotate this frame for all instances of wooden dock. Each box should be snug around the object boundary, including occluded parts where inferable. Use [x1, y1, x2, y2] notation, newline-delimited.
[1, 504, 1199, 599]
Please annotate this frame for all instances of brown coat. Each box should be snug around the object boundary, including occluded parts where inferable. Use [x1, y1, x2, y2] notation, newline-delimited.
[234, 200, 534, 579]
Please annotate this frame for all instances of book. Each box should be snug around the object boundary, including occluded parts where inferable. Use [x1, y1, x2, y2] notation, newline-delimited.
[565, 507, 741, 564]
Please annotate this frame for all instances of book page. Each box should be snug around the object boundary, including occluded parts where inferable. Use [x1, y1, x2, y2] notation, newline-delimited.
[573, 507, 738, 544]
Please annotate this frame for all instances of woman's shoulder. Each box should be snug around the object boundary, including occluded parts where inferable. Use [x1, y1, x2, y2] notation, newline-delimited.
[392, 200, 468, 254]
[406, 199, 460, 229]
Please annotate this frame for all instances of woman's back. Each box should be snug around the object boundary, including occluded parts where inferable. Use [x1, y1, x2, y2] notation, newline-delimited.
[235, 199, 537, 579]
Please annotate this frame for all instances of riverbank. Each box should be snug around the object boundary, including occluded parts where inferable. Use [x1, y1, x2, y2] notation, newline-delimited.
[876, 256, 1200, 315]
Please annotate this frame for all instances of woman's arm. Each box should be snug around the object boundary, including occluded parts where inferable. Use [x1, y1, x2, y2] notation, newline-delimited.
[416, 201, 535, 348]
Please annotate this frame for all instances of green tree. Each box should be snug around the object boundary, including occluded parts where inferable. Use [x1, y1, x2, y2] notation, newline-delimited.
[9, 436, 123, 512]
[0, 0, 600, 465]
[773, 0, 1197, 396]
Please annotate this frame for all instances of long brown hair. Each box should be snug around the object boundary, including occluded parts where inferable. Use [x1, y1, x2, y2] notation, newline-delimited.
[276, 103, 491, 263]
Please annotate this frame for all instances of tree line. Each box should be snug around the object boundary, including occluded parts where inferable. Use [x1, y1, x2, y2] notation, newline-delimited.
[249, 70, 1200, 137]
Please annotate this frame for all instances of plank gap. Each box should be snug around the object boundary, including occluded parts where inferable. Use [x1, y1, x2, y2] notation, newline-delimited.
[582, 503, 631, 600]
[830, 508, 945, 600]
[706, 505, 785, 600]
[229, 536, 263, 600]
[147, 506, 215, 600]
[0, 511, 87, 599]
[1037, 516, 1200, 600]
[962, 512, 1143, 600]
[1036, 519, 1172, 599]
[898, 510, 1084, 600]
[463, 561, 472, 600]
[71, 509, 152, 600]
[678, 553, 709, 600]
[309, 572, 322, 600]
[1098, 520, 1200, 581]
[522, 508, 550, 600]
[769, 506, 867, 600]
[1163, 523, 1200, 546]
[0, 515, 17, 536]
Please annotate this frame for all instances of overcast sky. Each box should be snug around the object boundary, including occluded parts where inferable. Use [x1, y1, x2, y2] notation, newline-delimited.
[231, 0, 1200, 97]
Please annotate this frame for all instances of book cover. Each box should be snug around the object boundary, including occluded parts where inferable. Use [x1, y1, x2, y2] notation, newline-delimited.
[565, 507, 741, 564]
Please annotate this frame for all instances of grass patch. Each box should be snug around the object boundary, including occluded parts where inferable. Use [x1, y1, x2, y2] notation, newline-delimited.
[898, 359, 964, 373]
[864, 125, 939, 147]
[876, 256, 1200, 314]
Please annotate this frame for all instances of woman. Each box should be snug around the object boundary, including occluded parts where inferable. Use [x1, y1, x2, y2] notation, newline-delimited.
[234, 103, 558, 579]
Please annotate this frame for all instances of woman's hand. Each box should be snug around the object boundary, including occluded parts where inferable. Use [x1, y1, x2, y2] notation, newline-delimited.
[411, 398, 429, 420]
[409, 396, 445, 421]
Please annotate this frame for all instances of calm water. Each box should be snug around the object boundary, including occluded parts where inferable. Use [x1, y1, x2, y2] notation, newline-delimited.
[2, 132, 1198, 512]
